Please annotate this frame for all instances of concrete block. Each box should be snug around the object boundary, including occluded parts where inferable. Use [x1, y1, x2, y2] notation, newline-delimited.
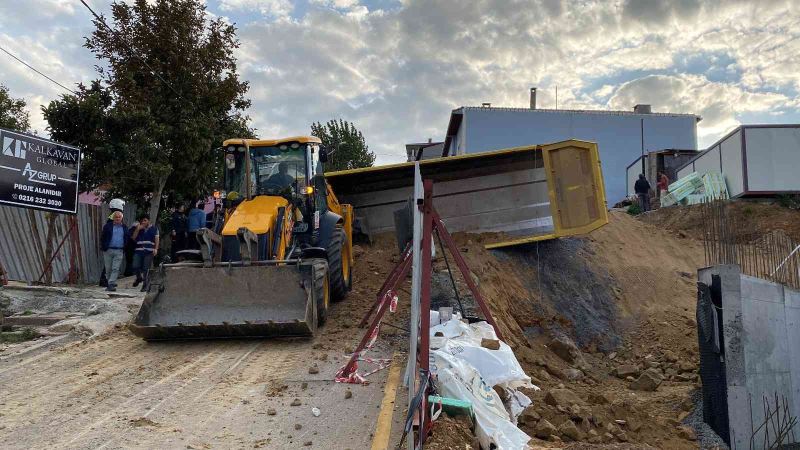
[741, 274, 784, 304]
[726, 385, 750, 449]
[741, 287, 791, 375]
[785, 288, 800, 426]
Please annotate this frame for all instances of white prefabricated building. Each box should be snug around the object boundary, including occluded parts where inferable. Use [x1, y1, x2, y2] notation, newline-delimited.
[676, 125, 800, 198]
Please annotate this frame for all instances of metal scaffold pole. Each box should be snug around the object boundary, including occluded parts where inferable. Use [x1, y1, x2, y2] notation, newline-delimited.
[406, 162, 423, 450]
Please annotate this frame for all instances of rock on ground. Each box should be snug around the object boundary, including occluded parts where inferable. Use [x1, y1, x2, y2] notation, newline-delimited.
[548, 335, 582, 364]
[629, 368, 663, 391]
[544, 388, 583, 407]
[558, 419, 582, 441]
[534, 418, 557, 439]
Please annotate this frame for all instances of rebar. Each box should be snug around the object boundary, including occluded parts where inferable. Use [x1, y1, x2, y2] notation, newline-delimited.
[749, 392, 798, 449]
[701, 199, 800, 291]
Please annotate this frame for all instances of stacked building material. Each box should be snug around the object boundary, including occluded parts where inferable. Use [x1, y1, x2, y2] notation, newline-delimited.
[661, 171, 729, 207]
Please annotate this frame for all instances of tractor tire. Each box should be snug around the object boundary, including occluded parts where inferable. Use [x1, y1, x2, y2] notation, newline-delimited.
[327, 228, 350, 302]
[311, 259, 330, 327]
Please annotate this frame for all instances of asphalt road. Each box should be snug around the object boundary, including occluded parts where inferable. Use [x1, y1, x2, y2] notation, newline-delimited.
[0, 313, 395, 450]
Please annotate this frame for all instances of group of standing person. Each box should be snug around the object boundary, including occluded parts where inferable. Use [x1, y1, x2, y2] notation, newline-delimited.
[100, 207, 159, 292]
[634, 171, 670, 213]
[169, 201, 222, 259]
[100, 199, 223, 291]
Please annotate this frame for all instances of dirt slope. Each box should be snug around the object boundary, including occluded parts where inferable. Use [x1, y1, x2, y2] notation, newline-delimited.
[641, 201, 800, 243]
[431, 211, 709, 448]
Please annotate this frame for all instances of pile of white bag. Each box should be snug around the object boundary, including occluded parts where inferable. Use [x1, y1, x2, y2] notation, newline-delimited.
[429, 312, 538, 449]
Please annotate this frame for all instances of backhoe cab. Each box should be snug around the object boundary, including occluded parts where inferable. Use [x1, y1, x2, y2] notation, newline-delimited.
[130, 136, 354, 340]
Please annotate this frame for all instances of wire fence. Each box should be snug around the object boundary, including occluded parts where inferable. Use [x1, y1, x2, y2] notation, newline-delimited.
[701, 199, 800, 290]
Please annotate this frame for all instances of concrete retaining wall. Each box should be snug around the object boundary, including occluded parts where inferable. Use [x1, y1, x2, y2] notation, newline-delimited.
[698, 265, 800, 449]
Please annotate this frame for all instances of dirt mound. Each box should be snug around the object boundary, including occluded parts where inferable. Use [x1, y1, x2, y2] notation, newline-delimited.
[426, 414, 479, 450]
[641, 200, 800, 243]
[498, 238, 623, 352]
[328, 210, 712, 448]
[419, 211, 711, 448]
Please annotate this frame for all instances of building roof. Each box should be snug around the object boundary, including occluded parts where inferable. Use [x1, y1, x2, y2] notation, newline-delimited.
[443, 106, 702, 156]
[458, 105, 701, 120]
[405, 141, 444, 161]
[405, 141, 444, 148]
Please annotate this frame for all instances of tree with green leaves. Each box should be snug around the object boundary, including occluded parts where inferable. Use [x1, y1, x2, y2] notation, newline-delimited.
[0, 84, 30, 132]
[43, 0, 253, 220]
[311, 119, 375, 171]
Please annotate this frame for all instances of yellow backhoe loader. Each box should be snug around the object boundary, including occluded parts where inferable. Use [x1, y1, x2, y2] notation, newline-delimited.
[130, 136, 353, 340]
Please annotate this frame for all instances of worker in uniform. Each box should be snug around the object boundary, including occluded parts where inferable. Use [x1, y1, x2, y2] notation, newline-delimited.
[132, 214, 160, 292]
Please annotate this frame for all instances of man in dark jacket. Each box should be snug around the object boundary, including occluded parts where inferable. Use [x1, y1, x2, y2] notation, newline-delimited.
[99, 198, 126, 287]
[171, 205, 188, 260]
[634, 174, 652, 212]
[100, 211, 130, 292]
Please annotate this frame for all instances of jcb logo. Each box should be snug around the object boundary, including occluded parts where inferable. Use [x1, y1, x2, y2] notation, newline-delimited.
[2, 136, 26, 159]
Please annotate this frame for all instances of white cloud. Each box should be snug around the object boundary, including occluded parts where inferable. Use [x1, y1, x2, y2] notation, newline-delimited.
[310, 0, 361, 9]
[1, 0, 799, 162]
[608, 74, 794, 144]
[218, 0, 293, 18]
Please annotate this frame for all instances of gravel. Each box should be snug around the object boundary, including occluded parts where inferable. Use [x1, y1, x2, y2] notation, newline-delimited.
[683, 390, 730, 449]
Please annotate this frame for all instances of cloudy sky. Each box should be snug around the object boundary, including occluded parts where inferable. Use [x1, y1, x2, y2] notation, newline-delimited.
[1, 0, 799, 164]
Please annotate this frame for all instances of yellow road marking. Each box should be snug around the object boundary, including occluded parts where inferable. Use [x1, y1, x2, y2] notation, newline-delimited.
[371, 354, 403, 450]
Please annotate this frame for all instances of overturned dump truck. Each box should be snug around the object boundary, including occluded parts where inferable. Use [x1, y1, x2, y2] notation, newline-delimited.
[326, 139, 608, 249]
[130, 136, 353, 340]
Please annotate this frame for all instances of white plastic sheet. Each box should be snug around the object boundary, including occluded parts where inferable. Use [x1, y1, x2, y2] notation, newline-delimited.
[429, 315, 537, 449]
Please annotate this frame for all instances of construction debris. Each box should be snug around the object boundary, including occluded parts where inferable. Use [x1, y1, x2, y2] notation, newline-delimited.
[430, 317, 536, 449]
[480, 338, 500, 350]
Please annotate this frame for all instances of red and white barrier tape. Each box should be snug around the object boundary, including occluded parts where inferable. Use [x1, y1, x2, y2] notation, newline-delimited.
[334, 290, 398, 384]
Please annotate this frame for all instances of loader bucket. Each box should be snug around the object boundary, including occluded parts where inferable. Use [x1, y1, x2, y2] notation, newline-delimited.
[129, 263, 316, 340]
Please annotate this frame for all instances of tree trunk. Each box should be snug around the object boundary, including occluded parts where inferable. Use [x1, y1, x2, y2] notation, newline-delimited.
[148, 174, 168, 224]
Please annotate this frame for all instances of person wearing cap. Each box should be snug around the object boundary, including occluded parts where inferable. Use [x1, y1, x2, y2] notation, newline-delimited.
[100, 211, 129, 292]
[100, 198, 126, 287]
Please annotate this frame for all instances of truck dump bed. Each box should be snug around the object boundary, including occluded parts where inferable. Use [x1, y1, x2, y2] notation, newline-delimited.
[326, 139, 607, 249]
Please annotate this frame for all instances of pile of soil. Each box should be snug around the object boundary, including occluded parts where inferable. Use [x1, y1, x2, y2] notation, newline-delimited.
[641, 200, 800, 243]
[413, 211, 711, 448]
[341, 209, 723, 447]
[426, 414, 479, 450]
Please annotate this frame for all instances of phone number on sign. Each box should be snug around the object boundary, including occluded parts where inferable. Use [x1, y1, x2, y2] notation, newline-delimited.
[14, 194, 63, 207]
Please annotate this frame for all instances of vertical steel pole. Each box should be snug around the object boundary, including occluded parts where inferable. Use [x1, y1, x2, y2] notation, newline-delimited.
[406, 163, 423, 450]
[416, 179, 435, 447]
